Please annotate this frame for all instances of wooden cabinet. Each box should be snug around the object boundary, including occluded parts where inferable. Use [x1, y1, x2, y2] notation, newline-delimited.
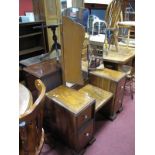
[19, 21, 48, 81]
[19, 21, 47, 60]
[23, 59, 62, 94]
[45, 85, 95, 154]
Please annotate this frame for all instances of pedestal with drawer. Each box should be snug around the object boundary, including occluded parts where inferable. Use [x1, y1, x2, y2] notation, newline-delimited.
[90, 68, 126, 120]
[45, 85, 95, 154]
[84, 67, 126, 120]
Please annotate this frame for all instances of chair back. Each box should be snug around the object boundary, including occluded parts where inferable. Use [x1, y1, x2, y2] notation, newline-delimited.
[105, 0, 123, 28]
[19, 79, 46, 155]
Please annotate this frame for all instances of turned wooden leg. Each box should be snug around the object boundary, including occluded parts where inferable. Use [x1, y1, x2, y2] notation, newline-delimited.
[113, 31, 119, 52]
[88, 137, 96, 145]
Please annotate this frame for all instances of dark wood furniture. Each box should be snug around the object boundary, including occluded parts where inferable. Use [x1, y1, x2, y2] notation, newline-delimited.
[19, 79, 46, 155]
[19, 21, 47, 60]
[82, 61, 126, 120]
[19, 21, 48, 81]
[23, 59, 62, 94]
[45, 85, 95, 154]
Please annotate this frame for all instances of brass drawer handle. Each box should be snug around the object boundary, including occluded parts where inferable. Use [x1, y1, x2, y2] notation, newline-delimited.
[85, 132, 90, 137]
[84, 115, 88, 120]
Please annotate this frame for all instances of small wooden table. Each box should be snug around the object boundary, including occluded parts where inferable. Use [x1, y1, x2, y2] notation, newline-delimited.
[103, 45, 135, 70]
[19, 83, 33, 116]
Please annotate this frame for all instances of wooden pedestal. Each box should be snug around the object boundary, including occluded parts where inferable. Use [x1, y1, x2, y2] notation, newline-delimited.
[45, 85, 96, 154]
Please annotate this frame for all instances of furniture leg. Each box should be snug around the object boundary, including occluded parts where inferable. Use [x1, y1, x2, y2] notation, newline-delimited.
[109, 113, 117, 121]
[118, 105, 123, 113]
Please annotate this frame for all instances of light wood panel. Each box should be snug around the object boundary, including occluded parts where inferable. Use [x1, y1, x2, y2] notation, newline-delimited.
[72, 0, 84, 7]
[33, 0, 61, 51]
[82, 60, 126, 82]
[61, 16, 85, 85]
[103, 45, 135, 64]
[79, 84, 113, 112]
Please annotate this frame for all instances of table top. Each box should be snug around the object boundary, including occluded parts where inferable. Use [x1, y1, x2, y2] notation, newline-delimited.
[103, 45, 135, 64]
[23, 59, 61, 78]
[46, 85, 95, 115]
[82, 61, 126, 82]
[19, 83, 33, 116]
[79, 84, 113, 112]
[20, 53, 50, 67]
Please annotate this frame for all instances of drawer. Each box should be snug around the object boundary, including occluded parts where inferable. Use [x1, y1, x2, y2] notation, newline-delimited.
[78, 120, 94, 151]
[77, 105, 92, 129]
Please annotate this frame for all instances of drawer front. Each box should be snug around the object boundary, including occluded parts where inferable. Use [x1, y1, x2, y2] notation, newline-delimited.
[77, 105, 92, 129]
[78, 120, 94, 151]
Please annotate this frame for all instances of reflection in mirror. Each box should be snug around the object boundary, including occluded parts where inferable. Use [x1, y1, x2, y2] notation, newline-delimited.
[61, 0, 72, 12]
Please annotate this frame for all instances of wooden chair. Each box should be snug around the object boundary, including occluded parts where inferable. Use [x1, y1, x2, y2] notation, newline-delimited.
[87, 0, 124, 53]
[19, 79, 46, 155]
[117, 1, 135, 47]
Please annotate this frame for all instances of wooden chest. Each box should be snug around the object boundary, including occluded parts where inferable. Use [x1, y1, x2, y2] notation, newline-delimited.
[23, 59, 62, 94]
[45, 85, 95, 153]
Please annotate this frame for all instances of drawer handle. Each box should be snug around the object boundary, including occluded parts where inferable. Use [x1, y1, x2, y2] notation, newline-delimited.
[84, 115, 88, 120]
[121, 86, 124, 89]
[85, 132, 90, 137]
